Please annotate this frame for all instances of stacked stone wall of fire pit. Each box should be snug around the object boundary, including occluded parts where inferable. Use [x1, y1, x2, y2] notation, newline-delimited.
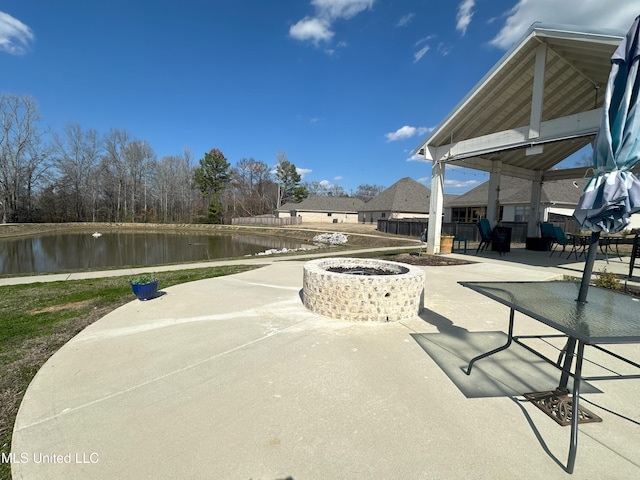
[303, 258, 425, 322]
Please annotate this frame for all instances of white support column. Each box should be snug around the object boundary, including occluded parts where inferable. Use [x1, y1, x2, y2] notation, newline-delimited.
[528, 172, 543, 237]
[426, 160, 444, 254]
[486, 161, 502, 226]
[528, 44, 547, 140]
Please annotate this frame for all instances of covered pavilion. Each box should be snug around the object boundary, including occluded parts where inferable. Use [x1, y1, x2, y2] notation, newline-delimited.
[414, 22, 632, 254]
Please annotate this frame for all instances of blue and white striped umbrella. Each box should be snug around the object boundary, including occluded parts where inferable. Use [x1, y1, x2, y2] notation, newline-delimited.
[574, 15, 640, 233]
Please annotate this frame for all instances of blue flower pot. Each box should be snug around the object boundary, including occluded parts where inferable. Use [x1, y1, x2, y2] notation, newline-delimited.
[130, 281, 159, 301]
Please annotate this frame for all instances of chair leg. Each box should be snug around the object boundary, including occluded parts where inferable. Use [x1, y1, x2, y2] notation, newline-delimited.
[630, 246, 638, 278]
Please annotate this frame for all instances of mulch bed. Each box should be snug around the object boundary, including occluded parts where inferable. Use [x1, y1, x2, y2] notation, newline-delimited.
[389, 253, 475, 266]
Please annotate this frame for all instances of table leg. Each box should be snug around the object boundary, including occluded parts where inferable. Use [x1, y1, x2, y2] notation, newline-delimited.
[466, 308, 514, 375]
[567, 341, 585, 474]
[557, 337, 576, 394]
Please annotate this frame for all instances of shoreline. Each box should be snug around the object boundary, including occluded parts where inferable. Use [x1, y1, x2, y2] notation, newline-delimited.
[0, 222, 416, 248]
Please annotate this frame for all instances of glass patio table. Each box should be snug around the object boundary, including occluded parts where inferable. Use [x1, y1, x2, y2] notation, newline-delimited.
[459, 280, 640, 474]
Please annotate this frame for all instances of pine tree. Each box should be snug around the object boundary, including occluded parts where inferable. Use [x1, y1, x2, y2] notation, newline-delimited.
[193, 149, 231, 223]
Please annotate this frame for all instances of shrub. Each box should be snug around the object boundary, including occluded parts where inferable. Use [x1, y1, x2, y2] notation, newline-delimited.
[594, 268, 620, 290]
[129, 274, 158, 285]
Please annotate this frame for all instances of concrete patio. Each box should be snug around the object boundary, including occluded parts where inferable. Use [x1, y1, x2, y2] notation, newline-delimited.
[8, 246, 640, 479]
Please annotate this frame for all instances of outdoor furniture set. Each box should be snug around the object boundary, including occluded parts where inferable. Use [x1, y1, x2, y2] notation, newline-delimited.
[540, 222, 632, 264]
[476, 219, 511, 255]
[461, 280, 640, 474]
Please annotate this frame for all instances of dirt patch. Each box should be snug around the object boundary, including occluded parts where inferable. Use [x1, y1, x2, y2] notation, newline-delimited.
[389, 253, 475, 266]
[31, 300, 94, 314]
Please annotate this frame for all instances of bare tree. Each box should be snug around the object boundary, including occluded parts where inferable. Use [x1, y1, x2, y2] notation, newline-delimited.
[0, 93, 48, 222]
[155, 154, 194, 222]
[355, 183, 385, 202]
[51, 122, 102, 221]
[327, 184, 346, 197]
[103, 129, 131, 221]
[303, 181, 327, 196]
[124, 140, 155, 222]
[230, 158, 275, 217]
[178, 148, 197, 222]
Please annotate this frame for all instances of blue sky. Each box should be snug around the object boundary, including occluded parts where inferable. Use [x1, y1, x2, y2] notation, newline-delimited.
[1, 1, 638, 195]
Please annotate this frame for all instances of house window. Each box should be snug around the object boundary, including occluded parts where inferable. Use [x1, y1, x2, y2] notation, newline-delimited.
[514, 206, 528, 222]
[381, 212, 386, 218]
[327, 212, 332, 216]
[451, 207, 486, 223]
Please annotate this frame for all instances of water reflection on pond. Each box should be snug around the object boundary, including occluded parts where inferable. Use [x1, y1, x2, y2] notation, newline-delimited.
[0, 232, 308, 275]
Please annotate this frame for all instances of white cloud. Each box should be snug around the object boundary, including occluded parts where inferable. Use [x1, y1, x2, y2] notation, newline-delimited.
[319, 179, 331, 187]
[456, 0, 475, 35]
[297, 167, 313, 178]
[445, 179, 480, 189]
[385, 125, 431, 142]
[312, 0, 375, 20]
[407, 153, 426, 162]
[396, 13, 415, 27]
[437, 42, 452, 56]
[0, 11, 34, 55]
[416, 35, 435, 46]
[289, 16, 333, 44]
[490, 0, 639, 50]
[290, 0, 374, 47]
[414, 35, 444, 62]
[334, 175, 343, 180]
[413, 45, 429, 63]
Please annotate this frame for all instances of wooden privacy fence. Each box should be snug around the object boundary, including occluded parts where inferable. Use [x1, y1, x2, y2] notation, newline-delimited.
[231, 216, 302, 226]
[376, 219, 427, 238]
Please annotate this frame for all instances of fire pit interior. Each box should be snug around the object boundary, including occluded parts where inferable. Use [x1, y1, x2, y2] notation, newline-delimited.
[303, 257, 425, 322]
[326, 265, 408, 276]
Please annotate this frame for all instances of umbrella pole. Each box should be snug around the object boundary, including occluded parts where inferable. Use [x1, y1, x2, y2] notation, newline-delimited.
[577, 232, 601, 303]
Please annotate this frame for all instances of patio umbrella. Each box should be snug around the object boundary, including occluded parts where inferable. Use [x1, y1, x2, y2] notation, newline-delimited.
[573, 15, 640, 302]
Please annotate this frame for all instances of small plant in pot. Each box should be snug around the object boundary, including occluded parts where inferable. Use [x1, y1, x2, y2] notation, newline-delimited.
[130, 274, 159, 301]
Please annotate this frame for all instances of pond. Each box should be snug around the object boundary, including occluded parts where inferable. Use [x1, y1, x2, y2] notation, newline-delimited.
[0, 232, 308, 275]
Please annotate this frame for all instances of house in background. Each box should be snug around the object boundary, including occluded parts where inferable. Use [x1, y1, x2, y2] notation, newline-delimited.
[276, 196, 364, 223]
[358, 177, 442, 223]
[445, 176, 590, 225]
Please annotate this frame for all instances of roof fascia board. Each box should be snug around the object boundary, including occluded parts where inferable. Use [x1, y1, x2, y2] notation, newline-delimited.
[427, 108, 601, 161]
[533, 24, 625, 45]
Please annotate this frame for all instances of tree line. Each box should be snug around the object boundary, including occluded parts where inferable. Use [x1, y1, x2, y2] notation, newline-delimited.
[0, 93, 384, 224]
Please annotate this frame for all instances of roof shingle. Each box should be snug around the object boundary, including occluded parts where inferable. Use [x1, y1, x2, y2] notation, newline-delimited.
[277, 196, 364, 213]
[359, 177, 431, 213]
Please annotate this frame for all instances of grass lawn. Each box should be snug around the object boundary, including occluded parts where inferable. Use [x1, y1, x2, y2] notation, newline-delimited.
[0, 264, 262, 480]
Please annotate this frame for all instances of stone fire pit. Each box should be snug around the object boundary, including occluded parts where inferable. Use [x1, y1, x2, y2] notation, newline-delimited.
[303, 258, 425, 322]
